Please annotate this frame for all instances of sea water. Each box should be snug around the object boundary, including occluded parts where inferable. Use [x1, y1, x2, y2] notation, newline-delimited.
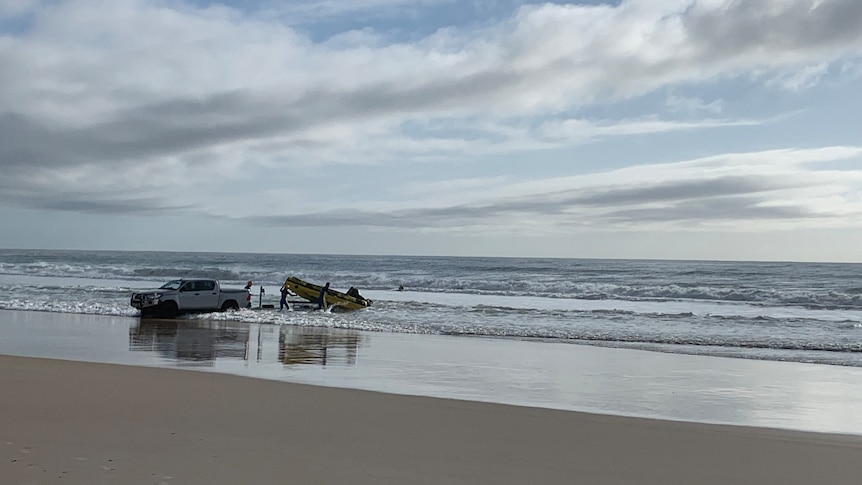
[1, 249, 861, 367]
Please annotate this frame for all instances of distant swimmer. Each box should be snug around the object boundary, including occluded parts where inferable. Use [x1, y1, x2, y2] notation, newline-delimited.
[397, 285, 404, 291]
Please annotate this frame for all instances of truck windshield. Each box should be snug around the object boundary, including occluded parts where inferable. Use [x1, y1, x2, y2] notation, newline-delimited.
[159, 280, 182, 290]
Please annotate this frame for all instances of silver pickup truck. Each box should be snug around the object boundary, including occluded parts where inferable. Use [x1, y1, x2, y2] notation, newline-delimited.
[130, 279, 251, 317]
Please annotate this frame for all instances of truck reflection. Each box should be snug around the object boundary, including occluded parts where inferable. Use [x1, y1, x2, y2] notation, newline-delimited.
[129, 320, 363, 368]
[129, 320, 248, 366]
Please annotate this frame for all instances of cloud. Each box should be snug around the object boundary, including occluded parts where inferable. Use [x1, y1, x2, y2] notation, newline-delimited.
[683, 0, 862, 64]
[5, 0, 860, 119]
[839, 60, 862, 80]
[255, 0, 458, 27]
[665, 95, 724, 114]
[246, 147, 862, 232]
[764, 63, 829, 91]
[1, 0, 861, 225]
[537, 116, 754, 142]
[0, 0, 40, 18]
[33, 197, 195, 215]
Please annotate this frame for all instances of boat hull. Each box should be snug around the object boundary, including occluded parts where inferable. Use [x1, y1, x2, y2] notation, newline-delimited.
[283, 277, 371, 310]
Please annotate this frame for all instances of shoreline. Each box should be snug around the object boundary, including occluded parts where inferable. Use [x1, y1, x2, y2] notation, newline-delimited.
[3, 354, 862, 484]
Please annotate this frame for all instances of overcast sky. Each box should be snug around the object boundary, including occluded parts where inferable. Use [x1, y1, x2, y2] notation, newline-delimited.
[1, 0, 861, 261]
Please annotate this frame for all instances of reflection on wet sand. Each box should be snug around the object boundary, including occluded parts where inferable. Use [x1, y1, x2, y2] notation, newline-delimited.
[129, 320, 363, 368]
[279, 327, 359, 366]
[129, 320, 249, 366]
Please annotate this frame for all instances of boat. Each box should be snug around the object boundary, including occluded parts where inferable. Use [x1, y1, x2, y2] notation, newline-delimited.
[283, 277, 372, 310]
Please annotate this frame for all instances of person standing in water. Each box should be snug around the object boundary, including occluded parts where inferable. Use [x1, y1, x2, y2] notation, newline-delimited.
[279, 283, 295, 311]
[318, 282, 330, 310]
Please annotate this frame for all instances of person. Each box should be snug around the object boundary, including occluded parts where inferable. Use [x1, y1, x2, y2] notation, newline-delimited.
[279, 283, 293, 311]
[398, 285, 404, 291]
[317, 282, 330, 310]
[346, 286, 362, 299]
[245, 281, 254, 308]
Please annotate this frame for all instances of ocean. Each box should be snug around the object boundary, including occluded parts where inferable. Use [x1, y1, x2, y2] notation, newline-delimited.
[1, 248, 861, 367]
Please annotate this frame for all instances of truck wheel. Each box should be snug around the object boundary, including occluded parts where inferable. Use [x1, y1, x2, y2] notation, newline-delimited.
[221, 300, 239, 312]
[160, 301, 178, 318]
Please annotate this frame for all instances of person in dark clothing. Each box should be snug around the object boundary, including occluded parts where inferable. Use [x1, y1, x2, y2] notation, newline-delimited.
[318, 282, 330, 310]
[279, 284, 295, 311]
[347, 286, 362, 299]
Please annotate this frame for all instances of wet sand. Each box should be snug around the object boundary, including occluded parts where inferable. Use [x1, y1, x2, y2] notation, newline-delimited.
[2, 355, 862, 485]
[5, 309, 862, 436]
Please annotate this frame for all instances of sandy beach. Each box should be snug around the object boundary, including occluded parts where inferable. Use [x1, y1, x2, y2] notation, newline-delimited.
[2, 354, 862, 485]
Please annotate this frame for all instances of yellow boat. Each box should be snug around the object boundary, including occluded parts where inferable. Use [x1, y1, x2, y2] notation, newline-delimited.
[283, 277, 372, 310]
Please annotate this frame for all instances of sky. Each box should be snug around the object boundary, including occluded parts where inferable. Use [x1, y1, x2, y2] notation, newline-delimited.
[1, 0, 861, 261]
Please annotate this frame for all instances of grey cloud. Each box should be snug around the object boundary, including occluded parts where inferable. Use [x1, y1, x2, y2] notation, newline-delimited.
[0, 92, 304, 171]
[248, 204, 497, 229]
[0, 175, 196, 215]
[0, 66, 521, 173]
[682, 0, 862, 61]
[246, 175, 812, 229]
[519, 0, 862, 99]
[503, 176, 787, 213]
[34, 197, 196, 215]
[603, 197, 815, 224]
[0, 113, 94, 170]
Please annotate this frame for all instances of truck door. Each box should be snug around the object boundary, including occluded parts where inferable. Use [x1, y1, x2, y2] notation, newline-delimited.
[178, 280, 218, 310]
[197, 280, 219, 309]
[178, 281, 202, 309]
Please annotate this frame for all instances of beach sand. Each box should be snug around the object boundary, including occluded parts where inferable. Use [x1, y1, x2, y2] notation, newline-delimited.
[2, 355, 862, 484]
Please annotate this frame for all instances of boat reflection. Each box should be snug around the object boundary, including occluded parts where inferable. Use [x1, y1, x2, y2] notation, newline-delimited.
[279, 327, 359, 366]
[129, 320, 363, 368]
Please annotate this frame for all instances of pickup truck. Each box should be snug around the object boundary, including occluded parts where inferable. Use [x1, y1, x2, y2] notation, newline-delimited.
[130, 279, 251, 318]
